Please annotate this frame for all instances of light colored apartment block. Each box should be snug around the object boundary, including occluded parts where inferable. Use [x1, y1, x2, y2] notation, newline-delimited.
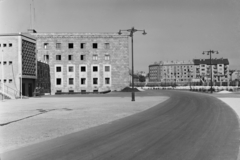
[149, 60, 194, 84]
[149, 58, 229, 85]
[193, 59, 229, 84]
[30, 32, 129, 94]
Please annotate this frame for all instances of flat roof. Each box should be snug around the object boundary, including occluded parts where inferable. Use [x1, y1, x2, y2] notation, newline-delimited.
[0, 33, 36, 41]
[193, 59, 229, 65]
[149, 64, 160, 67]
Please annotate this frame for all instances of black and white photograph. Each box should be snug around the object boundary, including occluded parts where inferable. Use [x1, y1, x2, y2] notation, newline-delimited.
[0, 0, 240, 159]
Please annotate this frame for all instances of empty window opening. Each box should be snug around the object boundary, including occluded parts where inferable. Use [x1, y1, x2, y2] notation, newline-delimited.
[105, 43, 110, 49]
[81, 66, 86, 72]
[93, 90, 98, 93]
[56, 66, 62, 72]
[93, 55, 98, 60]
[44, 43, 48, 49]
[69, 78, 74, 85]
[69, 90, 74, 93]
[4, 79, 7, 83]
[80, 55, 86, 60]
[44, 55, 49, 61]
[68, 55, 73, 60]
[81, 78, 86, 85]
[68, 66, 74, 72]
[56, 43, 61, 49]
[9, 61, 12, 65]
[81, 90, 86, 94]
[93, 78, 98, 85]
[3, 44, 7, 47]
[68, 43, 74, 49]
[81, 43, 86, 49]
[56, 55, 61, 60]
[9, 79, 13, 83]
[56, 90, 62, 93]
[105, 55, 110, 60]
[105, 78, 110, 84]
[93, 66, 98, 72]
[105, 66, 110, 72]
[3, 61, 7, 65]
[9, 43, 12, 47]
[92, 43, 98, 49]
[56, 78, 62, 85]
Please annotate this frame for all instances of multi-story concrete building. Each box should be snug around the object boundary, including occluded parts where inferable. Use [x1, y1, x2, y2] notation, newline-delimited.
[193, 59, 229, 84]
[160, 60, 194, 84]
[30, 31, 129, 95]
[230, 70, 240, 81]
[0, 33, 37, 98]
[149, 58, 229, 85]
[149, 60, 194, 85]
[149, 63, 160, 82]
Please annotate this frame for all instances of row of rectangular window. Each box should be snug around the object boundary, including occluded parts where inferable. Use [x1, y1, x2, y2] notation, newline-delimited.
[44, 43, 110, 50]
[0, 43, 12, 47]
[56, 77, 110, 85]
[0, 79, 13, 83]
[0, 61, 13, 65]
[56, 66, 110, 72]
[44, 55, 110, 61]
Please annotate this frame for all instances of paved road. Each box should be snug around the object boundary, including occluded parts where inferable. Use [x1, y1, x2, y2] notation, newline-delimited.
[1, 90, 240, 160]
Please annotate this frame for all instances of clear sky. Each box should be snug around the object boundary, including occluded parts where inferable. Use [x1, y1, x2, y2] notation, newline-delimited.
[1, 0, 239, 72]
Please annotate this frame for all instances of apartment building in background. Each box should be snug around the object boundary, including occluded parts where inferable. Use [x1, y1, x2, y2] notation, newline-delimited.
[149, 60, 194, 84]
[193, 58, 229, 84]
[149, 58, 229, 85]
[30, 31, 129, 95]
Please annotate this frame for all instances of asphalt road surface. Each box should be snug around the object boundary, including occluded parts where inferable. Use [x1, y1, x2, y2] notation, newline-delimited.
[1, 90, 240, 160]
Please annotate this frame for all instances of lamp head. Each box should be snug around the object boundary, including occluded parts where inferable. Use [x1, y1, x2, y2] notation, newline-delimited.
[216, 51, 219, 54]
[118, 30, 122, 35]
[142, 30, 147, 35]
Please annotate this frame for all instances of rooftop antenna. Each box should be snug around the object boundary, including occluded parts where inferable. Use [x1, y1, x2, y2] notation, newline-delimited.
[33, 0, 36, 29]
[29, 3, 32, 29]
[29, 0, 36, 29]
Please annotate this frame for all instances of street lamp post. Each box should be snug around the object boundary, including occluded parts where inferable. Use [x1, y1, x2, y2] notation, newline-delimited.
[20, 52, 23, 99]
[202, 50, 219, 93]
[174, 66, 176, 87]
[165, 73, 167, 87]
[118, 27, 146, 101]
[188, 69, 192, 90]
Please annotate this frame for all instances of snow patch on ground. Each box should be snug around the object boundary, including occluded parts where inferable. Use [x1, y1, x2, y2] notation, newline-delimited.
[219, 98, 240, 118]
[0, 96, 168, 153]
[137, 87, 145, 91]
[217, 91, 232, 94]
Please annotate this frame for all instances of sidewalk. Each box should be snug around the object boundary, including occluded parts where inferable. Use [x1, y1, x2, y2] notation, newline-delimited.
[0, 96, 168, 153]
[218, 96, 240, 160]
